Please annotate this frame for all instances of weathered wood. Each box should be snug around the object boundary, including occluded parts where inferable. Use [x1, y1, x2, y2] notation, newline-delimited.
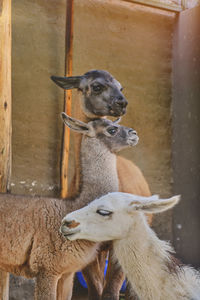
[0, 1, 3, 16]
[0, 0, 11, 192]
[172, 5, 200, 267]
[0, 273, 9, 300]
[61, 0, 74, 198]
[57, 1, 74, 297]
[0, 0, 12, 299]
[124, 0, 183, 12]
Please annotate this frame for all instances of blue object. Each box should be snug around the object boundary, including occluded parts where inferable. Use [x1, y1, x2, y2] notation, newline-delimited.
[76, 260, 126, 292]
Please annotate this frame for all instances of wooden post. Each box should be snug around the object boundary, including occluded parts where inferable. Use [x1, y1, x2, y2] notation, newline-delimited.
[181, 0, 187, 9]
[0, 0, 12, 299]
[61, 0, 74, 198]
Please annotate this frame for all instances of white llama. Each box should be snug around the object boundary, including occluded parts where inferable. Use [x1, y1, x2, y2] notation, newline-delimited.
[61, 192, 200, 300]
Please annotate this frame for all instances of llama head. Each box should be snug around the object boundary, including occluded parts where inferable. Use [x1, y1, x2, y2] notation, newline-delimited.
[61, 113, 139, 152]
[60, 192, 180, 242]
[51, 70, 128, 118]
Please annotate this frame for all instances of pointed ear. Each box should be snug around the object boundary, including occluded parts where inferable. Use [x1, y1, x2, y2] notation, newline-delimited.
[51, 75, 83, 90]
[113, 117, 121, 124]
[128, 195, 180, 214]
[61, 112, 94, 135]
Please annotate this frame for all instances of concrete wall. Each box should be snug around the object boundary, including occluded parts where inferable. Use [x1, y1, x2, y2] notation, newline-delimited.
[172, 6, 200, 267]
[10, 0, 175, 298]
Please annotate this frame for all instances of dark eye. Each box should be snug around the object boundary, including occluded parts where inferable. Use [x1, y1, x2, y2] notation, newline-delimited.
[120, 87, 123, 91]
[92, 84, 103, 92]
[96, 209, 113, 216]
[107, 127, 118, 135]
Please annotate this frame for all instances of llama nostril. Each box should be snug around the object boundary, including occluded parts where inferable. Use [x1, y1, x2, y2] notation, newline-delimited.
[129, 129, 137, 135]
[116, 99, 128, 108]
[120, 99, 128, 107]
[63, 220, 72, 227]
[63, 220, 80, 229]
[123, 100, 128, 107]
[118, 96, 124, 101]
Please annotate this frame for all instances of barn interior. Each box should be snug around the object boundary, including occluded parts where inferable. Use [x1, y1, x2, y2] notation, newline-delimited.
[0, 0, 199, 298]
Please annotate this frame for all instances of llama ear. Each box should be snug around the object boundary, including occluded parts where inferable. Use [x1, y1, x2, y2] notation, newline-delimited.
[113, 117, 121, 124]
[61, 112, 94, 136]
[51, 75, 83, 90]
[128, 195, 180, 214]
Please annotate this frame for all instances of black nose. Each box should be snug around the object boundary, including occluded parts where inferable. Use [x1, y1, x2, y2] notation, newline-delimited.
[116, 97, 128, 108]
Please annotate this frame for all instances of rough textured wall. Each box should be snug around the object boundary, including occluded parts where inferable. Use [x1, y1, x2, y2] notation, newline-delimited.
[172, 6, 200, 267]
[73, 0, 175, 239]
[10, 0, 175, 298]
[12, 0, 66, 197]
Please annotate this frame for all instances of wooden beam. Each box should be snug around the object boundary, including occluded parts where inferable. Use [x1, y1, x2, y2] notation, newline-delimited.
[0, 0, 12, 192]
[181, 0, 187, 9]
[61, 0, 74, 198]
[123, 0, 183, 12]
[0, 0, 12, 298]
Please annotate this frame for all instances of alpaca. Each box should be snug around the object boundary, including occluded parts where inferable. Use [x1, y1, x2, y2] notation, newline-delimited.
[61, 192, 200, 300]
[0, 115, 138, 300]
[52, 69, 151, 300]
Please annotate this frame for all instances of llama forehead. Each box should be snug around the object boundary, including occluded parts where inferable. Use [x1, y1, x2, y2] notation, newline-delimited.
[91, 200, 115, 211]
[90, 193, 130, 211]
[95, 192, 142, 208]
[90, 78, 122, 91]
[80, 70, 122, 90]
[89, 119, 134, 134]
[90, 118, 119, 130]
[84, 70, 115, 81]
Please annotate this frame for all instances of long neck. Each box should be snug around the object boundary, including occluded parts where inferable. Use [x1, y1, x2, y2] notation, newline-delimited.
[113, 214, 195, 300]
[67, 136, 118, 211]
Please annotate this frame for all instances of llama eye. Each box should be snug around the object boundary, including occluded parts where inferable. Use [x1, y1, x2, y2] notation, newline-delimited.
[107, 127, 118, 135]
[92, 84, 103, 92]
[96, 209, 113, 216]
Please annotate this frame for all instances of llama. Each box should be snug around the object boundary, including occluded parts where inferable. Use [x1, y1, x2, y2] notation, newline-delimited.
[0, 115, 138, 300]
[61, 192, 200, 300]
[52, 70, 151, 299]
[51, 69, 150, 200]
[51, 69, 128, 118]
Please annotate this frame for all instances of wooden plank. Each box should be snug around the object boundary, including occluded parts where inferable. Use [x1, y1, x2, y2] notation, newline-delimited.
[0, 1, 3, 16]
[172, 5, 200, 267]
[123, 0, 183, 12]
[61, 0, 74, 198]
[181, 0, 187, 9]
[0, 0, 12, 298]
[0, 272, 9, 300]
[0, 0, 11, 192]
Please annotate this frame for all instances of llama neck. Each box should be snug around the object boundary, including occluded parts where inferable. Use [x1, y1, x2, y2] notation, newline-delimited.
[68, 137, 118, 211]
[113, 214, 194, 300]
